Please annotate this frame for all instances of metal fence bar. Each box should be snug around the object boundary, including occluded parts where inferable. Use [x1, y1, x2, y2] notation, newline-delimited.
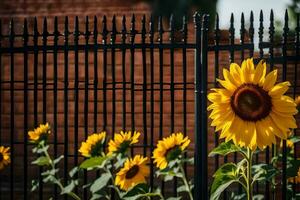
[141, 15, 147, 158]
[63, 17, 69, 200]
[267, 9, 275, 200]
[53, 16, 59, 200]
[281, 10, 289, 200]
[130, 14, 136, 156]
[42, 18, 48, 125]
[169, 14, 177, 195]
[200, 14, 209, 200]
[213, 13, 220, 174]
[23, 18, 29, 200]
[101, 15, 107, 137]
[111, 15, 117, 145]
[293, 13, 300, 198]
[228, 15, 235, 186]
[122, 16, 127, 131]
[32, 17, 42, 199]
[83, 14, 91, 199]
[0, 18, 2, 200]
[9, 19, 15, 200]
[182, 15, 188, 173]
[249, 12, 254, 58]
[194, 13, 202, 200]
[158, 15, 165, 195]
[149, 15, 155, 191]
[74, 16, 80, 194]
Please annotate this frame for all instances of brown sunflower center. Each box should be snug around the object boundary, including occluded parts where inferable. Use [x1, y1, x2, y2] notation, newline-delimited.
[230, 83, 272, 121]
[125, 165, 139, 179]
[0, 153, 3, 162]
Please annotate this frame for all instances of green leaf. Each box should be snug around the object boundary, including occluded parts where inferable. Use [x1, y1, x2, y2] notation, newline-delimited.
[181, 157, 194, 165]
[177, 185, 189, 193]
[90, 172, 111, 193]
[53, 155, 64, 165]
[32, 156, 51, 166]
[229, 192, 246, 200]
[253, 194, 264, 200]
[166, 197, 182, 200]
[69, 167, 78, 178]
[211, 179, 237, 200]
[41, 169, 58, 176]
[213, 163, 237, 178]
[287, 159, 300, 178]
[115, 155, 127, 169]
[43, 175, 57, 183]
[209, 142, 242, 157]
[289, 136, 300, 144]
[79, 156, 107, 169]
[123, 183, 149, 197]
[61, 180, 77, 195]
[210, 163, 239, 200]
[156, 169, 183, 182]
[31, 179, 39, 192]
[90, 193, 105, 200]
[252, 164, 278, 183]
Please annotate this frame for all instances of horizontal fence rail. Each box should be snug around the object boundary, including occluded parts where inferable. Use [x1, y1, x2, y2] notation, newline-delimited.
[0, 10, 299, 200]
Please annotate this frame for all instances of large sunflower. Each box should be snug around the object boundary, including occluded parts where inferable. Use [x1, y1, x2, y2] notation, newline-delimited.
[115, 155, 149, 191]
[108, 131, 140, 155]
[153, 132, 190, 170]
[28, 123, 51, 142]
[208, 58, 298, 150]
[79, 132, 106, 157]
[0, 146, 10, 170]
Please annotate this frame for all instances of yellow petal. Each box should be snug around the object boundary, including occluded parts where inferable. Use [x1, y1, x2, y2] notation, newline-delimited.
[263, 70, 277, 91]
[253, 60, 266, 84]
[268, 81, 290, 97]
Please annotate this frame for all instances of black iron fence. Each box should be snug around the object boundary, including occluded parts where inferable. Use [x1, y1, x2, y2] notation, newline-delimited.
[0, 10, 299, 200]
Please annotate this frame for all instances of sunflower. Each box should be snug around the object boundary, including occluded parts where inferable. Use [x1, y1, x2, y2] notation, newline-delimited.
[79, 132, 106, 157]
[152, 132, 190, 170]
[28, 123, 51, 142]
[288, 167, 300, 184]
[115, 155, 149, 191]
[108, 131, 140, 155]
[0, 146, 10, 170]
[208, 58, 298, 150]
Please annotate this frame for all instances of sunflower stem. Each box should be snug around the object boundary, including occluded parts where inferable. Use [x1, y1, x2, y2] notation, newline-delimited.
[246, 148, 253, 200]
[40, 142, 81, 200]
[104, 163, 122, 198]
[179, 163, 193, 200]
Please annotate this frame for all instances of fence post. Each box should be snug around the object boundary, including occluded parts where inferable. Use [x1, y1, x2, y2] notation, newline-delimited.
[194, 12, 209, 200]
[201, 14, 209, 199]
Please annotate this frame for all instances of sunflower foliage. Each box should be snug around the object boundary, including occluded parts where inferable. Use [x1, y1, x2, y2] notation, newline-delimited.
[153, 133, 194, 200]
[207, 58, 299, 200]
[209, 141, 280, 200]
[270, 135, 300, 199]
[29, 126, 168, 200]
[31, 138, 80, 200]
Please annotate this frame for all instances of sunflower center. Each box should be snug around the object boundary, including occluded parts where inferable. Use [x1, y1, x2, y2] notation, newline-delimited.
[125, 165, 139, 179]
[165, 146, 182, 162]
[231, 83, 272, 121]
[0, 153, 3, 162]
[90, 142, 103, 157]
